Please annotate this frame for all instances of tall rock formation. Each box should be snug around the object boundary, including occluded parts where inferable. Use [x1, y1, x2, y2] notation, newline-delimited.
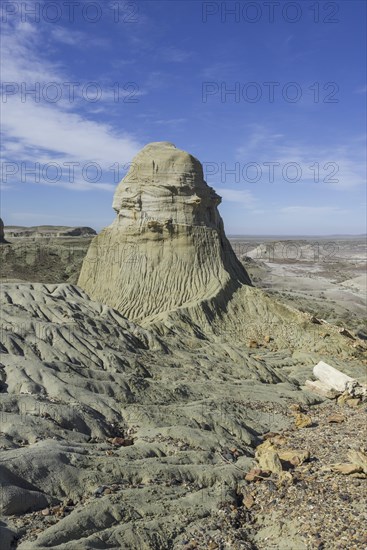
[79, 142, 340, 351]
[78, 142, 251, 324]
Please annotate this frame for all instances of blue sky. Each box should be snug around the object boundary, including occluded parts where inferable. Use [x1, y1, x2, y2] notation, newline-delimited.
[1, 0, 366, 234]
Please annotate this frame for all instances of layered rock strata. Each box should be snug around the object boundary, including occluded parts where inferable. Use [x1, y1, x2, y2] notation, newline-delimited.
[78, 142, 251, 325]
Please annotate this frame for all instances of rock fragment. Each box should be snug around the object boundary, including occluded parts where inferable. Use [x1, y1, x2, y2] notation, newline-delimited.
[245, 468, 270, 482]
[348, 449, 367, 473]
[330, 463, 362, 475]
[243, 494, 255, 509]
[327, 414, 345, 423]
[294, 413, 313, 428]
[277, 449, 310, 466]
[107, 437, 134, 446]
[255, 441, 283, 474]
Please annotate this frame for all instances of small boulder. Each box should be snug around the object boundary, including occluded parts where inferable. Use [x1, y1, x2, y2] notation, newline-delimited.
[245, 468, 270, 482]
[346, 398, 361, 408]
[327, 414, 345, 423]
[294, 413, 313, 428]
[0, 485, 49, 515]
[243, 494, 255, 509]
[278, 449, 310, 466]
[255, 440, 283, 474]
[348, 450, 367, 474]
[331, 463, 362, 475]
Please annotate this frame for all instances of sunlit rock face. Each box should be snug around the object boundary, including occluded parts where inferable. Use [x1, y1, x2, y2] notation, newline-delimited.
[78, 142, 251, 323]
[112, 141, 223, 229]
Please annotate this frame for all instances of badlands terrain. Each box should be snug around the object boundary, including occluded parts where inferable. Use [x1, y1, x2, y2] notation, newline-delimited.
[0, 142, 366, 549]
[235, 236, 366, 335]
[2, 231, 365, 334]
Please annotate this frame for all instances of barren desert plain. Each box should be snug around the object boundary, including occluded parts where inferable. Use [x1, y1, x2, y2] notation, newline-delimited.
[0, 143, 366, 550]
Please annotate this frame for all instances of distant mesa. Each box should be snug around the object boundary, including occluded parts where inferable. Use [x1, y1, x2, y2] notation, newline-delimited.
[3, 225, 97, 239]
[78, 142, 251, 324]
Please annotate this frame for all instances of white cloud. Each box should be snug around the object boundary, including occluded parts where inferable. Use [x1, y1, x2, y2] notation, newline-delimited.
[1, 19, 142, 190]
[355, 84, 367, 94]
[217, 188, 256, 208]
[50, 26, 86, 46]
[236, 125, 366, 189]
[236, 124, 284, 157]
[2, 99, 140, 166]
[153, 118, 186, 126]
[1, 20, 65, 84]
[201, 62, 237, 79]
[160, 48, 192, 63]
[280, 206, 344, 215]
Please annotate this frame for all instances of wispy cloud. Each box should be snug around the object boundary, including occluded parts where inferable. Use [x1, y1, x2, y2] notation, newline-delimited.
[160, 48, 193, 63]
[236, 125, 366, 189]
[1, 19, 142, 190]
[153, 118, 186, 126]
[236, 124, 284, 156]
[2, 99, 141, 167]
[217, 188, 256, 208]
[281, 206, 345, 215]
[1, 20, 66, 84]
[355, 84, 367, 94]
[50, 26, 86, 46]
[51, 25, 110, 48]
[201, 62, 237, 79]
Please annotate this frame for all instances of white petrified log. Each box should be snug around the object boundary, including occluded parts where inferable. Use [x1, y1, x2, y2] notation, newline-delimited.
[304, 379, 340, 398]
[313, 361, 354, 392]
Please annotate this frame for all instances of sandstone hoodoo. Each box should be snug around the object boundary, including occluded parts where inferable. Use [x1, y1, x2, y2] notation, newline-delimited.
[78, 143, 359, 353]
[78, 142, 251, 323]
